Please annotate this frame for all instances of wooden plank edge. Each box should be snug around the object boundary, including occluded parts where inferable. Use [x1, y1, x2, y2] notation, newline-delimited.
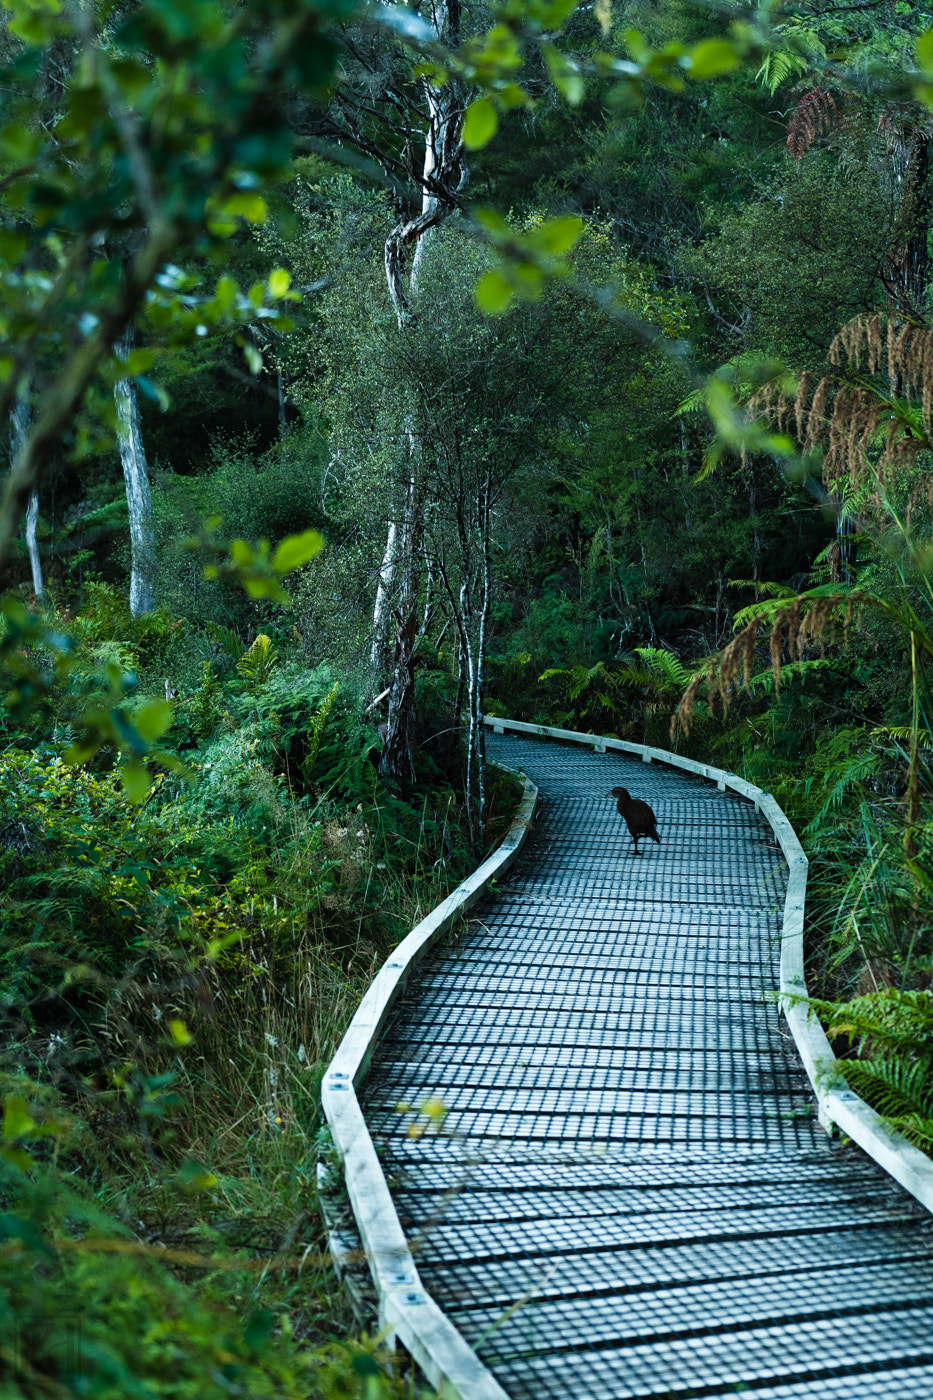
[321, 769, 537, 1399]
[484, 716, 933, 1214]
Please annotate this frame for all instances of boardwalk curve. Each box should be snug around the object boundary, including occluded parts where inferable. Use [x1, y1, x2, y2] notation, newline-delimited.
[324, 725, 933, 1398]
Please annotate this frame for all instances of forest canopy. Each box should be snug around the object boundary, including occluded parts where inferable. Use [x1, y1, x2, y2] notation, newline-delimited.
[4, 0, 933, 1395]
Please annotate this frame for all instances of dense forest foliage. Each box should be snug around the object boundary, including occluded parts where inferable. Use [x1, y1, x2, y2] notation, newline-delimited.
[3, 0, 933, 1394]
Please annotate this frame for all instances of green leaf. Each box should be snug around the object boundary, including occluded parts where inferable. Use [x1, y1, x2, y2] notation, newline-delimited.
[177, 1161, 219, 1193]
[475, 269, 514, 315]
[8, 0, 60, 46]
[3, 1096, 36, 1142]
[463, 98, 498, 150]
[119, 760, 152, 803]
[268, 267, 290, 298]
[529, 214, 583, 257]
[475, 206, 511, 239]
[352, 1355, 380, 1379]
[212, 275, 239, 315]
[918, 28, 933, 76]
[243, 576, 291, 603]
[544, 45, 584, 105]
[244, 342, 262, 374]
[230, 539, 253, 566]
[220, 191, 268, 223]
[687, 39, 741, 80]
[133, 698, 173, 741]
[538, 0, 580, 26]
[272, 529, 324, 573]
[121, 347, 156, 375]
[167, 1019, 192, 1046]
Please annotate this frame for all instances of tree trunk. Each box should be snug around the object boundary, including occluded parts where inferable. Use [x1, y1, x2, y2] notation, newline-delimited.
[371, 520, 398, 667]
[473, 473, 492, 829]
[376, 6, 467, 784]
[10, 395, 45, 600]
[115, 329, 155, 615]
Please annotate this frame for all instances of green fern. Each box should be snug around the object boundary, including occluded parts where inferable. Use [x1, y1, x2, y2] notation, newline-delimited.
[755, 25, 826, 93]
[810, 989, 933, 1152]
[815, 988, 933, 1055]
[237, 634, 278, 689]
[728, 579, 797, 599]
[755, 50, 812, 93]
[871, 724, 933, 750]
[304, 682, 339, 780]
[731, 595, 794, 632]
[538, 662, 623, 722]
[747, 658, 837, 695]
[837, 1056, 933, 1118]
[205, 621, 247, 663]
[631, 646, 694, 689]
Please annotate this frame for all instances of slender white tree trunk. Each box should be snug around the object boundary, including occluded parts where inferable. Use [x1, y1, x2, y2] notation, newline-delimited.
[115, 329, 155, 615]
[371, 521, 398, 666]
[375, 19, 467, 782]
[10, 395, 45, 600]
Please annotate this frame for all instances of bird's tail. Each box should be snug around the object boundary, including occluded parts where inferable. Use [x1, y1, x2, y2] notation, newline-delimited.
[650, 826, 661, 845]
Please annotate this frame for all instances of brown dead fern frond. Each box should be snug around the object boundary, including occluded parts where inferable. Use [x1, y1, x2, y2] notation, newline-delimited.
[891, 319, 914, 389]
[827, 539, 843, 582]
[830, 314, 880, 374]
[787, 88, 837, 162]
[748, 380, 784, 432]
[831, 313, 933, 435]
[805, 376, 831, 453]
[794, 373, 811, 441]
[795, 594, 844, 656]
[671, 671, 705, 740]
[672, 590, 868, 739]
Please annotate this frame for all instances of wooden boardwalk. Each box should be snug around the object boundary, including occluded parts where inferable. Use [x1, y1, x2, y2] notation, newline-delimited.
[355, 733, 933, 1398]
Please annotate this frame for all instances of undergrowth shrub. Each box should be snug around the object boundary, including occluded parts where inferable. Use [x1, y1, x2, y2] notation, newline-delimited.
[0, 1114, 416, 1400]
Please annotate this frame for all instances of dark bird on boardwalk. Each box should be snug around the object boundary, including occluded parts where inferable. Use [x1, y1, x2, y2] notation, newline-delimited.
[606, 787, 661, 855]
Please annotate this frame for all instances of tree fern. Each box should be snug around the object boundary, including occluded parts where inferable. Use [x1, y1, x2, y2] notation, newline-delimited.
[731, 593, 796, 632]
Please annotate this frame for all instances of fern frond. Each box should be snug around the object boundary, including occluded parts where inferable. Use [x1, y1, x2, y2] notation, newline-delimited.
[756, 50, 811, 94]
[304, 682, 339, 780]
[206, 622, 246, 662]
[237, 634, 278, 687]
[883, 1113, 933, 1151]
[539, 663, 620, 704]
[787, 87, 837, 161]
[727, 580, 798, 599]
[747, 658, 837, 694]
[802, 750, 882, 836]
[675, 385, 706, 417]
[814, 988, 933, 1056]
[871, 724, 933, 749]
[838, 1056, 933, 1123]
[731, 596, 792, 631]
[632, 646, 695, 689]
